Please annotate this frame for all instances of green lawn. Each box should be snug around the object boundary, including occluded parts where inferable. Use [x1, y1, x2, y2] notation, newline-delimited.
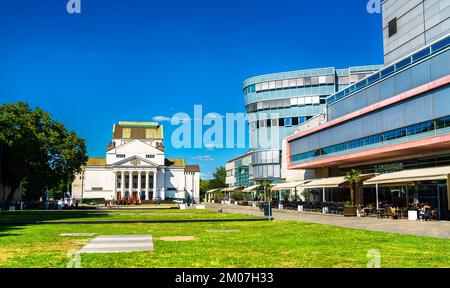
[0, 209, 449, 268]
[0, 209, 256, 223]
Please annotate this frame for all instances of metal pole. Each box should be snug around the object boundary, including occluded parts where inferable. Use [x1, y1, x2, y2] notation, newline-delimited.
[376, 183, 379, 210]
[323, 187, 326, 203]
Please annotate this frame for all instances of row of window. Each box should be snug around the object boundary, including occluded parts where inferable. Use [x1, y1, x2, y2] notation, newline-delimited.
[252, 150, 281, 165]
[252, 164, 281, 179]
[244, 73, 375, 96]
[250, 116, 313, 129]
[244, 76, 335, 95]
[291, 115, 450, 163]
[116, 154, 155, 159]
[246, 96, 325, 113]
[327, 35, 450, 105]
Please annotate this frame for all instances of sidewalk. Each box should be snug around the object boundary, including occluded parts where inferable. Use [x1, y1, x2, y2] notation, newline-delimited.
[206, 203, 450, 239]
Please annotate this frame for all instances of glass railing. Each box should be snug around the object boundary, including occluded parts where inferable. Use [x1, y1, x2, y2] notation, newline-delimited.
[326, 34, 450, 106]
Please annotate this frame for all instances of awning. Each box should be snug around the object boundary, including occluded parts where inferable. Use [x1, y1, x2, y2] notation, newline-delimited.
[243, 185, 260, 192]
[302, 176, 347, 189]
[221, 187, 240, 192]
[364, 166, 450, 185]
[206, 188, 223, 193]
[271, 181, 310, 191]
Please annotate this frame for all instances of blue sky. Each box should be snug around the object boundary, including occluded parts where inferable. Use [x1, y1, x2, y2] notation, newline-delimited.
[0, 0, 383, 179]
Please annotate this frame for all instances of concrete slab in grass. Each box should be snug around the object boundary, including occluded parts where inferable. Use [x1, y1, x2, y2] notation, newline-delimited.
[60, 233, 96, 237]
[78, 235, 153, 253]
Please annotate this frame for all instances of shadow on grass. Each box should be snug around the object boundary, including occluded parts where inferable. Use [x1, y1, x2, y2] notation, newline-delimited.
[0, 225, 25, 238]
[0, 210, 113, 236]
[0, 210, 112, 223]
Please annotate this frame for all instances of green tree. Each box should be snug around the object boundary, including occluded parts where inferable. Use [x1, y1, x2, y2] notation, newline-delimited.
[208, 166, 226, 189]
[199, 179, 210, 202]
[0, 102, 88, 205]
[345, 169, 361, 206]
[260, 180, 273, 202]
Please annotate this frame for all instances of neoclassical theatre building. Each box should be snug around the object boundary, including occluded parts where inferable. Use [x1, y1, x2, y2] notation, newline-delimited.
[72, 121, 200, 203]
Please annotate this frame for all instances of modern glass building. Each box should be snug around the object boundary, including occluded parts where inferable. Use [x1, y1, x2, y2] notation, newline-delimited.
[225, 65, 383, 188]
[287, 32, 450, 218]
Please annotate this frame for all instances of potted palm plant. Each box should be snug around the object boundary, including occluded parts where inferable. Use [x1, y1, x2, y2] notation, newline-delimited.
[260, 180, 273, 217]
[343, 169, 361, 217]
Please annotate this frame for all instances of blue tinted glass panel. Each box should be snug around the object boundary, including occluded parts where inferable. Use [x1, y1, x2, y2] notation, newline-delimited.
[431, 36, 450, 53]
[412, 47, 430, 62]
[355, 79, 367, 90]
[367, 73, 380, 84]
[395, 57, 412, 70]
[285, 117, 292, 127]
[380, 65, 395, 77]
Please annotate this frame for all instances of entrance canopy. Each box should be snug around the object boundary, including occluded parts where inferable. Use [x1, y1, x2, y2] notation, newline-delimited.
[271, 181, 310, 191]
[301, 176, 347, 189]
[243, 185, 260, 192]
[364, 166, 450, 185]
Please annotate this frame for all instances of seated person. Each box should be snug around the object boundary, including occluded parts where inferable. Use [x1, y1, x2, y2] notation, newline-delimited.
[418, 202, 431, 221]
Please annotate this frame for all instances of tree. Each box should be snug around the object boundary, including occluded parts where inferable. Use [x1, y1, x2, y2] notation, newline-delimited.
[199, 179, 210, 202]
[345, 169, 361, 206]
[0, 102, 88, 205]
[260, 180, 273, 202]
[208, 166, 226, 189]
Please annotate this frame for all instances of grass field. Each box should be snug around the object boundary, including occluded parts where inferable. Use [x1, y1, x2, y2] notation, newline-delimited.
[0, 209, 449, 268]
[0, 209, 258, 223]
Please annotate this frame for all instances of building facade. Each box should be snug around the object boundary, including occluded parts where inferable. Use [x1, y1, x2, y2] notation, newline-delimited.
[383, 0, 449, 65]
[286, 0, 450, 218]
[72, 121, 200, 203]
[226, 65, 383, 188]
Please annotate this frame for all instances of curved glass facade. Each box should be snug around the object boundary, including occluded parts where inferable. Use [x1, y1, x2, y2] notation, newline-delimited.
[243, 65, 382, 181]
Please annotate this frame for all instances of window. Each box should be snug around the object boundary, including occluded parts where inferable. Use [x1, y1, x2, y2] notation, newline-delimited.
[388, 18, 397, 37]
[279, 118, 285, 127]
[122, 128, 131, 139]
[146, 154, 155, 159]
[259, 120, 266, 128]
[275, 81, 283, 89]
[319, 76, 327, 84]
[285, 117, 292, 127]
[116, 154, 126, 158]
[271, 119, 278, 127]
[266, 119, 272, 127]
[292, 117, 299, 126]
[303, 77, 311, 86]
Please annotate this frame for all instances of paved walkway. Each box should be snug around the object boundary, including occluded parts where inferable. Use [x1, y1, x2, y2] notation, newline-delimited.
[79, 235, 154, 253]
[207, 203, 450, 239]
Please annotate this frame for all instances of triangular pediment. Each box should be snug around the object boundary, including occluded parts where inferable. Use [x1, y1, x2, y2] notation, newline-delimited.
[113, 155, 160, 167]
[112, 139, 164, 155]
